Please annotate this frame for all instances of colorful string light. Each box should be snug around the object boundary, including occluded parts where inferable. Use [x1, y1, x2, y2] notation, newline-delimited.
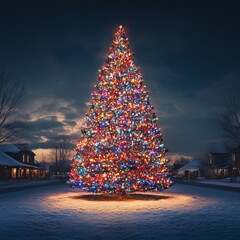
[69, 25, 173, 194]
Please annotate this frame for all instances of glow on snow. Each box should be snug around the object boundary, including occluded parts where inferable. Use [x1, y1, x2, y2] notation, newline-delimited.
[47, 191, 215, 214]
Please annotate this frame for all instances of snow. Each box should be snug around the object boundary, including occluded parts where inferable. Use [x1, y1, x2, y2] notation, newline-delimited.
[34, 159, 39, 165]
[178, 160, 201, 171]
[0, 184, 240, 240]
[199, 177, 240, 188]
[0, 144, 21, 153]
[0, 151, 33, 167]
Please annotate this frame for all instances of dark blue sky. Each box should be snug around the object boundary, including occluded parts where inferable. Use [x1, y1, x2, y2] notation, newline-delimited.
[1, 0, 240, 160]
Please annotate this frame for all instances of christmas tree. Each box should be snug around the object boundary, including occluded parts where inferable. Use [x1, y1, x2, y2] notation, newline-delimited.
[69, 25, 173, 194]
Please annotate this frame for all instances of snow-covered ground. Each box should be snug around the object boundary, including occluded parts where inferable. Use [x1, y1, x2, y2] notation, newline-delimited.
[0, 184, 239, 240]
[198, 177, 240, 188]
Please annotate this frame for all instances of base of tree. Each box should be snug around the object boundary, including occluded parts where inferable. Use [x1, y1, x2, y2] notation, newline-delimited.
[70, 193, 171, 201]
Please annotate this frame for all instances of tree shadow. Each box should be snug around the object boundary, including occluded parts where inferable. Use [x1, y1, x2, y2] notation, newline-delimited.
[70, 193, 171, 201]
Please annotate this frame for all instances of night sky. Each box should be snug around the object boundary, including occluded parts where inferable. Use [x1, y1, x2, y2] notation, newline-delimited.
[1, 0, 240, 161]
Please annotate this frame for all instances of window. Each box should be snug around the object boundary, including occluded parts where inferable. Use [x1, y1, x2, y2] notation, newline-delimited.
[22, 153, 29, 163]
[26, 168, 30, 176]
[18, 168, 24, 177]
[12, 168, 17, 178]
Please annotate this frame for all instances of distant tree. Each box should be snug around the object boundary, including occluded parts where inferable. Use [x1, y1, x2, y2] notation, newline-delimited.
[173, 157, 190, 171]
[218, 87, 240, 148]
[0, 63, 26, 143]
[50, 136, 73, 174]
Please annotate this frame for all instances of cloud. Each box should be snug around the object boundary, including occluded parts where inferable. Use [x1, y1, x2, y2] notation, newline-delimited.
[139, 64, 240, 156]
[1, 3, 239, 162]
[18, 62, 240, 159]
[195, 71, 240, 111]
[16, 96, 87, 152]
[27, 118, 63, 130]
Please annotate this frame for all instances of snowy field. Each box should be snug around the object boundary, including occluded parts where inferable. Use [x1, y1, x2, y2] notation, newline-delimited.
[0, 183, 239, 240]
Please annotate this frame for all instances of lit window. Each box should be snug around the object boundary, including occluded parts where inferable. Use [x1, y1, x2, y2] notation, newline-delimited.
[12, 168, 17, 178]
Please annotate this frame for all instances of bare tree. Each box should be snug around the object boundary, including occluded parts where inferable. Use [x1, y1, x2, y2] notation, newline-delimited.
[50, 136, 73, 174]
[218, 87, 240, 148]
[0, 63, 27, 143]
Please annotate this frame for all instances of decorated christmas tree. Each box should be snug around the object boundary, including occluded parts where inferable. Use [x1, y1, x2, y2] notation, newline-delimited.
[69, 25, 173, 194]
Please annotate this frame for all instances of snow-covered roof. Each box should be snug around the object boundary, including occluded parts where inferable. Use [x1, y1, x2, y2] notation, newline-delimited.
[0, 144, 21, 153]
[178, 160, 202, 171]
[0, 151, 36, 168]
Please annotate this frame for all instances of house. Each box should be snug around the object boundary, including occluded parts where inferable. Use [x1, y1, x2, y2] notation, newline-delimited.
[0, 151, 35, 179]
[0, 144, 35, 165]
[0, 144, 48, 180]
[230, 145, 240, 180]
[177, 160, 203, 180]
[205, 152, 231, 179]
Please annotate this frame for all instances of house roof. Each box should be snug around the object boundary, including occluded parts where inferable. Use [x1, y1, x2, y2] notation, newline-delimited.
[0, 151, 37, 168]
[178, 160, 202, 171]
[0, 144, 21, 153]
[34, 159, 39, 165]
[208, 152, 229, 157]
[0, 144, 35, 155]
